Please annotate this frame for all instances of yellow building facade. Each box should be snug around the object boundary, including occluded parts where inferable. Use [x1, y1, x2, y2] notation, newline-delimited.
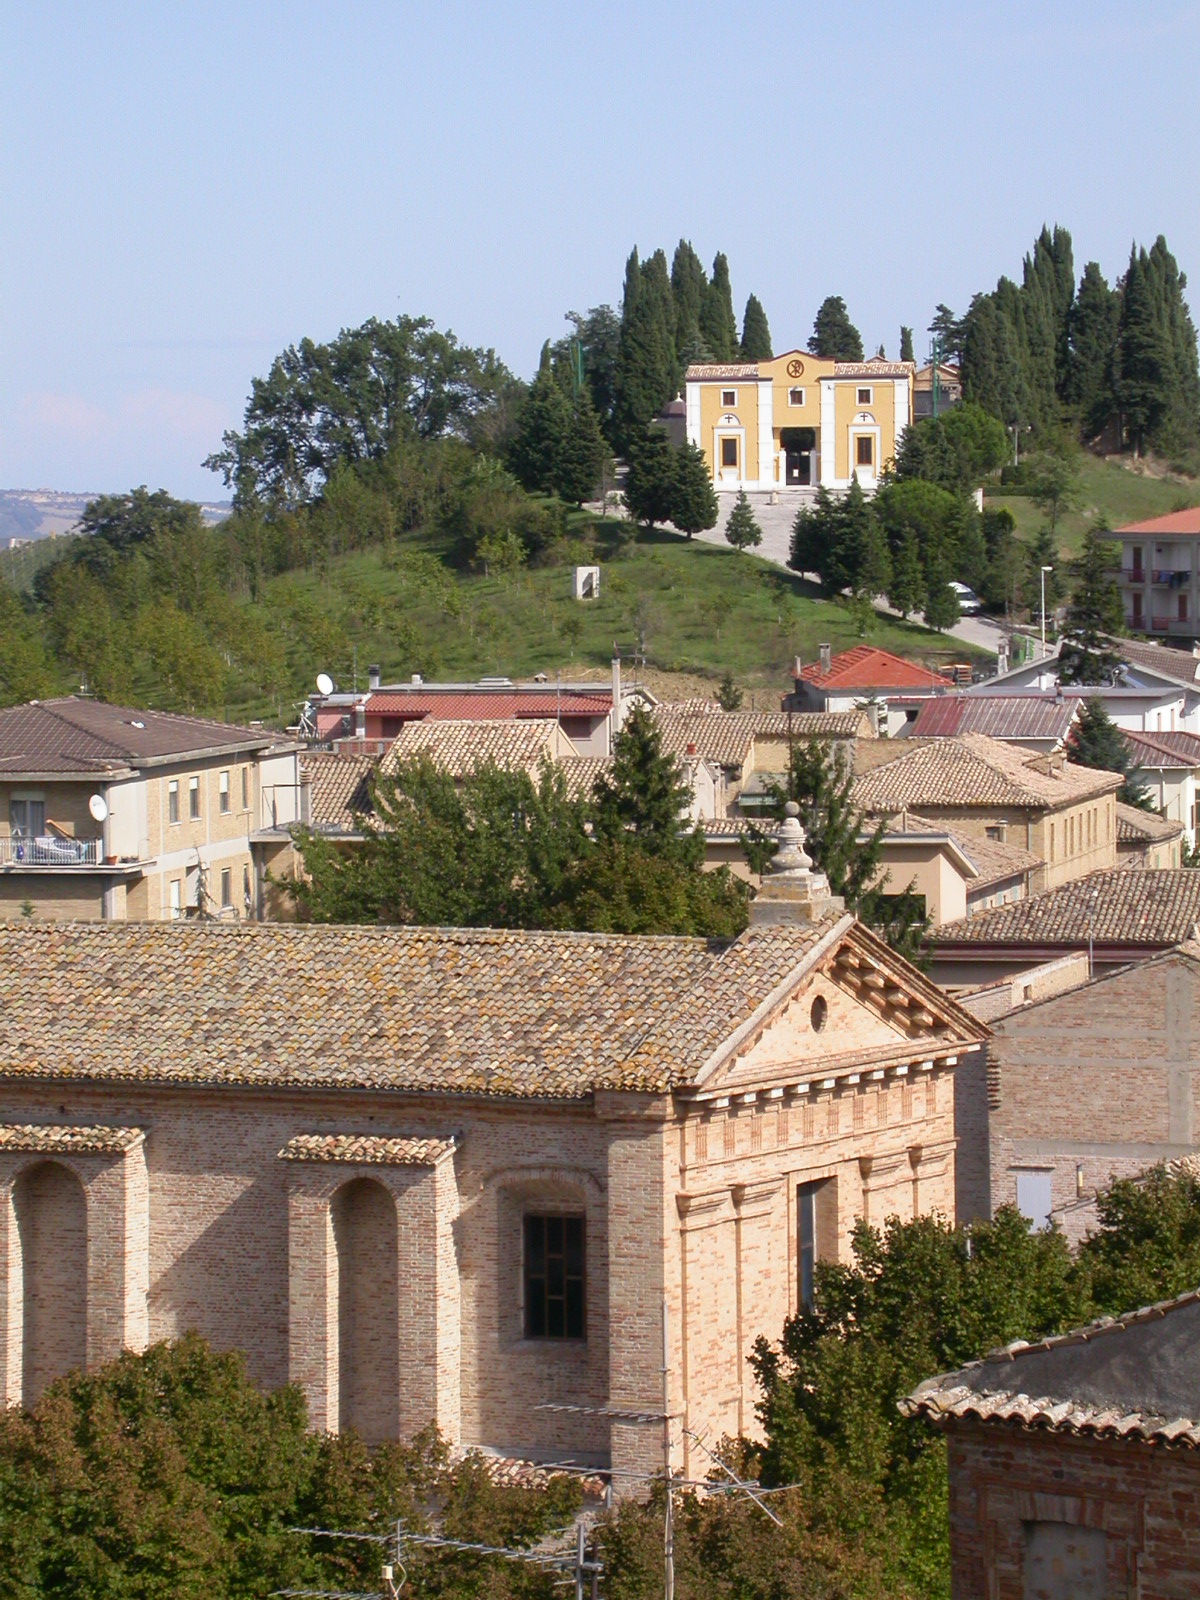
[684, 350, 914, 492]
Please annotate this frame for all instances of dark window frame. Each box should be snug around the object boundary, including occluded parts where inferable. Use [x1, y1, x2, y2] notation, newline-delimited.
[720, 436, 739, 468]
[523, 1212, 585, 1340]
[856, 434, 874, 467]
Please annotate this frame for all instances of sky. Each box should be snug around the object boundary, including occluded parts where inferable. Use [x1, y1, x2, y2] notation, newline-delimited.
[3, 1, 1200, 502]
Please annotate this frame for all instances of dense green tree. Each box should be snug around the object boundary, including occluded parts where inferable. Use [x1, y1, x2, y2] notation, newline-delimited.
[204, 315, 511, 507]
[886, 527, 925, 619]
[724, 489, 763, 551]
[554, 389, 608, 505]
[1113, 247, 1171, 456]
[1058, 527, 1125, 684]
[980, 505, 1024, 614]
[613, 258, 677, 449]
[0, 580, 55, 705]
[961, 290, 1031, 430]
[716, 668, 743, 711]
[1067, 261, 1120, 433]
[507, 346, 571, 494]
[1077, 1164, 1200, 1313]
[927, 304, 965, 365]
[559, 304, 622, 433]
[1027, 450, 1081, 537]
[790, 481, 889, 600]
[698, 252, 739, 363]
[808, 296, 863, 361]
[739, 294, 773, 361]
[669, 441, 719, 539]
[593, 700, 696, 858]
[670, 240, 708, 367]
[623, 428, 677, 529]
[892, 402, 1010, 494]
[1142, 234, 1200, 452]
[899, 326, 915, 363]
[874, 478, 985, 605]
[922, 572, 960, 633]
[1066, 698, 1151, 807]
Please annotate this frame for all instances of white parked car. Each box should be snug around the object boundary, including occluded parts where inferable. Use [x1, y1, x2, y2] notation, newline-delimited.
[949, 581, 982, 615]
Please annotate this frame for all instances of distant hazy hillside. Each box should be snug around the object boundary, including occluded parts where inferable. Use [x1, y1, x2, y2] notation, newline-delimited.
[0, 488, 231, 544]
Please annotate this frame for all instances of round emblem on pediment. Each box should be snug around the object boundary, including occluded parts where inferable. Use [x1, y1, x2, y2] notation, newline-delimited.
[786, 359, 805, 379]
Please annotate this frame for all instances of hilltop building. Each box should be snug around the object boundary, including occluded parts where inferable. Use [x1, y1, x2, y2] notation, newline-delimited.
[684, 352, 914, 492]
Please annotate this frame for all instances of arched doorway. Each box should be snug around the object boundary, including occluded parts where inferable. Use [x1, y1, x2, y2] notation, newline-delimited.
[13, 1161, 87, 1408]
[331, 1178, 399, 1441]
[780, 426, 817, 486]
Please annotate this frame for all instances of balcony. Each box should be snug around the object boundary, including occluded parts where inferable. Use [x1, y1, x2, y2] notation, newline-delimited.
[1152, 569, 1192, 588]
[0, 834, 103, 867]
[1123, 568, 1146, 585]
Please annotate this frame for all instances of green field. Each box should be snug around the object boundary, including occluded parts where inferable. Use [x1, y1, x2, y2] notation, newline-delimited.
[986, 453, 1200, 560]
[252, 527, 984, 718]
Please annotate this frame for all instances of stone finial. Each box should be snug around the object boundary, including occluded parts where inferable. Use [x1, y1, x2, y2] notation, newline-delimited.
[749, 801, 845, 927]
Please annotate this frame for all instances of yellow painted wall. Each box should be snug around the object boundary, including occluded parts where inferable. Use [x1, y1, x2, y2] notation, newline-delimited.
[697, 379, 759, 481]
[833, 378, 897, 481]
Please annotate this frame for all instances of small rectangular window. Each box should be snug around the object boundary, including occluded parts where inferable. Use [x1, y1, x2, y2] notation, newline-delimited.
[1015, 1169, 1053, 1231]
[242, 865, 252, 910]
[856, 387, 872, 405]
[219, 770, 230, 814]
[188, 776, 200, 820]
[524, 1214, 585, 1339]
[788, 387, 804, 406]
[985, 824, 1004, 842]
[242, 767, 250, 810]
[169, 879, 182, 919]
[168, 780, 179, 825]
[720, 437, 739, 468]
[220, 867, 232, 907]
[856, 435, 874, 467]
[721, 389, 737, 407]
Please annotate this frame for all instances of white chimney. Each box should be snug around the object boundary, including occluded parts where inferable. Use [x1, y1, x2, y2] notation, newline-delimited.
[819, 642, 832, 675]
[368, 664, 382, 690]
[611, 654, 623, 742]
[792, 654, 803, 684]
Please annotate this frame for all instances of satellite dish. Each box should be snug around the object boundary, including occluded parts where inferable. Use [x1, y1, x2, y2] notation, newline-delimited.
[315, 672, 334, 696]
[88, 793, 109, 823]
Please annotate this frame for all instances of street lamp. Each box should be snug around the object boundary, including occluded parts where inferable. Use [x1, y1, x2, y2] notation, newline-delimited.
[1040, 565, 1054, 658]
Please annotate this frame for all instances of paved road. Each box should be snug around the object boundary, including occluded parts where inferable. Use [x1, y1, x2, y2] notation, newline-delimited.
[694, 490, 1003, 656]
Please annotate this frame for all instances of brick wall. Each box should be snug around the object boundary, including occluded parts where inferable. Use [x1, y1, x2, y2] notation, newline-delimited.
[946, 1418, 1200, 1597]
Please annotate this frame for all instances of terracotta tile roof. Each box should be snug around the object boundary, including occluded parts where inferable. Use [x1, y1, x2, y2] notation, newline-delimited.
[300, 751, 376, 832]
[0, 919, 856, 1099]
[380, 719, 575, 777]
[903, 1288, 1200, 1448]
[1111, 635, 1200, 684]
[559, 755, 610, 799]
[933, 868, 1200, 948]
[0, 697, 281, 772]
[800, 646, 949, 692]
[685, 362, 760, 381]
[654, 708, 859, 767]
[909, 694, 1081, 742]
[279, 1133, 457, 1165]
[1112, 508, 1200, 536]
[0, 1123, 144, 1154]
[1116, 801, 1184, 843]
[853, 734, 1121, 812]
[1124, 728, 1200, 768]
[366, 690, 611, 719]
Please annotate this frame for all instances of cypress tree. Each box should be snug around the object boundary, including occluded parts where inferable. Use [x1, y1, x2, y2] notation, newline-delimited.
[724, 489, 763, 550]
[669, 441, 719, 539]
[886, 526, 925, 618]
[1114, 247, 1171, 457]
[620, 247, 641, 327]
[1058, 526, 1125, 684]
[808, 296, 864, 361]
[554, 389, 608, 506]
[740, 294, 773, 361]
[613, 277, 676, 451]
[1067, 262, 1120, 435]
[592, 700, 698, 859]
[699, 253, 739, 361]
[839, 476, 890, 597]
[507, 346, 571, 493]
[1145, 235, 1200, 450]
[671, 240, 708, 367]
[899, 326, 915, 363]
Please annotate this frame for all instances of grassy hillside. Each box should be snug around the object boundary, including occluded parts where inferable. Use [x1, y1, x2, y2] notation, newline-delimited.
[986, 453, 1200, 560]
[245, 527, 983, 722]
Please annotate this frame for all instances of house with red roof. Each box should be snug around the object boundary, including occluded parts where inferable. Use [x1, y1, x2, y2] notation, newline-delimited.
[1099, 506, 1200, 641]
[784, 644, 955, 734]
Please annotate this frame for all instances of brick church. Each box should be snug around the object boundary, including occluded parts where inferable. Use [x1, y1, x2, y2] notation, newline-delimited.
[0, 821, 985, 1481]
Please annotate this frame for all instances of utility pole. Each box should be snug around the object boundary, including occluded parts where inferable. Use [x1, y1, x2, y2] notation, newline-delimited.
[662, 1298, 674, 1600]
[1040, 564, 1054, 658]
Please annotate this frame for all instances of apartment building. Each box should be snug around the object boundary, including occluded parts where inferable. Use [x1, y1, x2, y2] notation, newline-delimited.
[0, 697, 300, 921]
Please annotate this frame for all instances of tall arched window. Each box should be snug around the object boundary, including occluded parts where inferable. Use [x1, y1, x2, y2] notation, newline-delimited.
[13, 1161, 87, 1408]
[330, 1178, 398, 1441]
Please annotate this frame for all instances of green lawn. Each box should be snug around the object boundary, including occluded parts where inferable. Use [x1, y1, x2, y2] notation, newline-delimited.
[986, 453, 1200, 561]
[250, 527, 986, 718]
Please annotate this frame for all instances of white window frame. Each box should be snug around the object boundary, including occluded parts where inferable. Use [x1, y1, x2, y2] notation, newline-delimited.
[188, 775, 200, 821]
[168, 779, 179, 825]
[169, 879, 182, 919]
[856, 386, 873, 405]
[219, 770, 230, 814]
[720, 388, 737, 407]
[788, 387, 804, 407]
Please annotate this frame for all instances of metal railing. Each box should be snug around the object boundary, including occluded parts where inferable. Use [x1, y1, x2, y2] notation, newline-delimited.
[0, 835, 102, 867]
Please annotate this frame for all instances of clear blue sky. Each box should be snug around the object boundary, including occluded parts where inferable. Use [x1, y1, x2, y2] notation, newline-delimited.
[3, 1, 1199, 501]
